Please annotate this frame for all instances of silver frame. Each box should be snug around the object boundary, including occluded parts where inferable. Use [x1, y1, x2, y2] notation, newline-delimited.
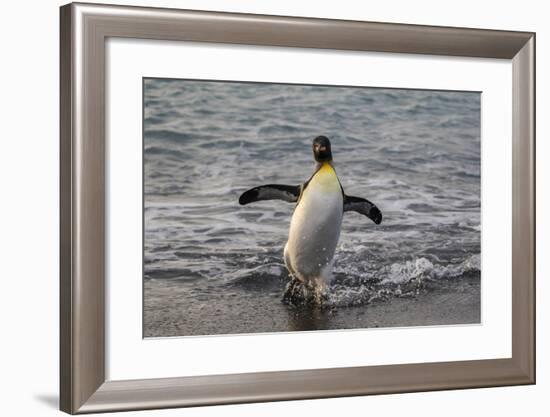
[60, 2, 535, 414]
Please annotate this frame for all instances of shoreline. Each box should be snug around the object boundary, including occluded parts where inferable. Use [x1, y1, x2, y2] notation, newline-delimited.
[144, 275, 480, 338]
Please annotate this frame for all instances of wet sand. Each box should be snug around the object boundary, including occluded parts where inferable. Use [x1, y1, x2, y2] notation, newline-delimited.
[144, 275, 480, 338]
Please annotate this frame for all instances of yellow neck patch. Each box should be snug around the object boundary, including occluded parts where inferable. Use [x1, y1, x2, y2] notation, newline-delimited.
[311, 163, 340, 192]
[318, 162, 334, 172]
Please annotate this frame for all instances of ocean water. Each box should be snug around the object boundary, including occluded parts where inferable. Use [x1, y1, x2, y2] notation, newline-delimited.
[143, 78, 481, 337]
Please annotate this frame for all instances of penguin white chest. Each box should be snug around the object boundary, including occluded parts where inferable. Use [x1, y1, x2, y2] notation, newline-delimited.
[285, 164, 343, 282]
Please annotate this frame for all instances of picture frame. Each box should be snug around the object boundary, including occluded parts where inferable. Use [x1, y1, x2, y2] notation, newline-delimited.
[59, 2, 535, 414]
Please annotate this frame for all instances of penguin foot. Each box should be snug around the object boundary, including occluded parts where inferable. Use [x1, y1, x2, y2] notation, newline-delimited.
[282, 278, 328, 307]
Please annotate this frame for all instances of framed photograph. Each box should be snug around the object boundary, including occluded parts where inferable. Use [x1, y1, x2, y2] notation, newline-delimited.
[60, 2, 535, 414]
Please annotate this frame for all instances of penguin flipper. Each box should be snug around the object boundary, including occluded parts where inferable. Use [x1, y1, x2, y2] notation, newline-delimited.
[343, 195, 383, 225]
[239, 184, 300, 205]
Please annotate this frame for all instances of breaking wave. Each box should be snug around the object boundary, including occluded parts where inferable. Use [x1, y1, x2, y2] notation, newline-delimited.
[214, 253, 481, 308]
[326, 254, 481, 307]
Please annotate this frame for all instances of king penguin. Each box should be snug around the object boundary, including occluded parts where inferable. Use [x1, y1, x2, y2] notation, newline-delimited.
[239, 136, 382, 304]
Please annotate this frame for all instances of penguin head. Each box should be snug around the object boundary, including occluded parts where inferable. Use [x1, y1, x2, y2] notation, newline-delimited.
[312, 136, 332, 162]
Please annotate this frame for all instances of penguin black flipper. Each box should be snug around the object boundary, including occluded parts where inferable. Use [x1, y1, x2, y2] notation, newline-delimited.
[343, 195, 383, 225]
[239, 184, 301, 205]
